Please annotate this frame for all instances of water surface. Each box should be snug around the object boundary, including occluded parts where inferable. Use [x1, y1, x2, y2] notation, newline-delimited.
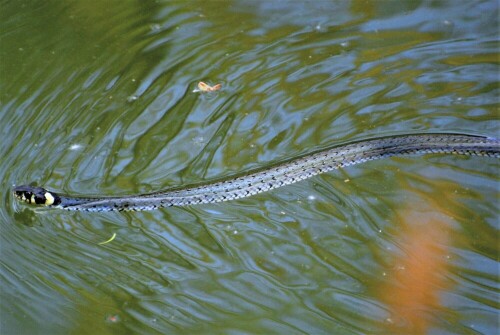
[1, 1, 498, 334]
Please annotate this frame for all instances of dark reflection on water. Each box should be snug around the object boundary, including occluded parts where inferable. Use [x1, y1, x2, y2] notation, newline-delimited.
[1, 0, 498, 334]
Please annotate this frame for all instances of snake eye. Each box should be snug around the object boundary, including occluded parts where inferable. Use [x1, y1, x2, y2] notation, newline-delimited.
[33, 193, 48, 205]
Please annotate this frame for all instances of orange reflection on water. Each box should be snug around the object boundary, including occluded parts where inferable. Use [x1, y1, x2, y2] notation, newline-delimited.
[381, 202, 453, 333]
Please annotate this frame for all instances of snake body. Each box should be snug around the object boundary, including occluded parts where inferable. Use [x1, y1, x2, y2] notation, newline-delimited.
[13, 133, 500, 212]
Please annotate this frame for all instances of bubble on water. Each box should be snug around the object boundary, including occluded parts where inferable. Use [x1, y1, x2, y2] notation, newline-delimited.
[314, 22, 327, 32]
[192, 136, 206, 147]
[127, 95, 138, 103]
[150, 23, 161, 32]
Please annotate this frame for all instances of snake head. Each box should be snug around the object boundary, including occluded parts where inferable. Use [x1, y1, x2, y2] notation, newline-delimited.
[13, 185, 60, 206]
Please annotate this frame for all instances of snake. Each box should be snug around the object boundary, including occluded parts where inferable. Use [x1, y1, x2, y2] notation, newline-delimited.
[13, 133, 500, 212]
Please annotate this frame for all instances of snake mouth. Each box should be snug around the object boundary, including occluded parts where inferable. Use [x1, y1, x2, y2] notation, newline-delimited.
[13, 186, 59, 206]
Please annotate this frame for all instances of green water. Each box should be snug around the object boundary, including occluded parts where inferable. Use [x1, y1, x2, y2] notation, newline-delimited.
[1, 1, 498, 334]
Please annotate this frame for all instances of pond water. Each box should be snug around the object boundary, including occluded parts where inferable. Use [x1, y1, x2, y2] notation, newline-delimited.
[1, 1, 498, 334]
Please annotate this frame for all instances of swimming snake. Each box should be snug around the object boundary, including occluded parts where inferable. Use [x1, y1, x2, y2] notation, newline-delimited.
[13, 133, 500, 212]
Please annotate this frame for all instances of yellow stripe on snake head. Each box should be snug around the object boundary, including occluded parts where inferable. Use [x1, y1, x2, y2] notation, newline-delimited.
[44, 192, 55, 206]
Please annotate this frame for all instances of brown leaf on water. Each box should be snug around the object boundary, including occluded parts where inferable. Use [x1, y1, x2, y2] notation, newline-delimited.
[193, 81, 222, 93]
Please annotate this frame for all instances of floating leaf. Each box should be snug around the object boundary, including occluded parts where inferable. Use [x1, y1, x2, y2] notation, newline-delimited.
[193, 81, 222, 93]
[98, 232, 116, 245]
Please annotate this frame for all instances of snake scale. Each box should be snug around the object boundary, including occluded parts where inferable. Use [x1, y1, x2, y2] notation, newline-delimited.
[13, 133, 500, 212]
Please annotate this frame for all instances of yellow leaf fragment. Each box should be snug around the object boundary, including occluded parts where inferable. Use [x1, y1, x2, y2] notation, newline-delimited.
[98, 232, 117, 245]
